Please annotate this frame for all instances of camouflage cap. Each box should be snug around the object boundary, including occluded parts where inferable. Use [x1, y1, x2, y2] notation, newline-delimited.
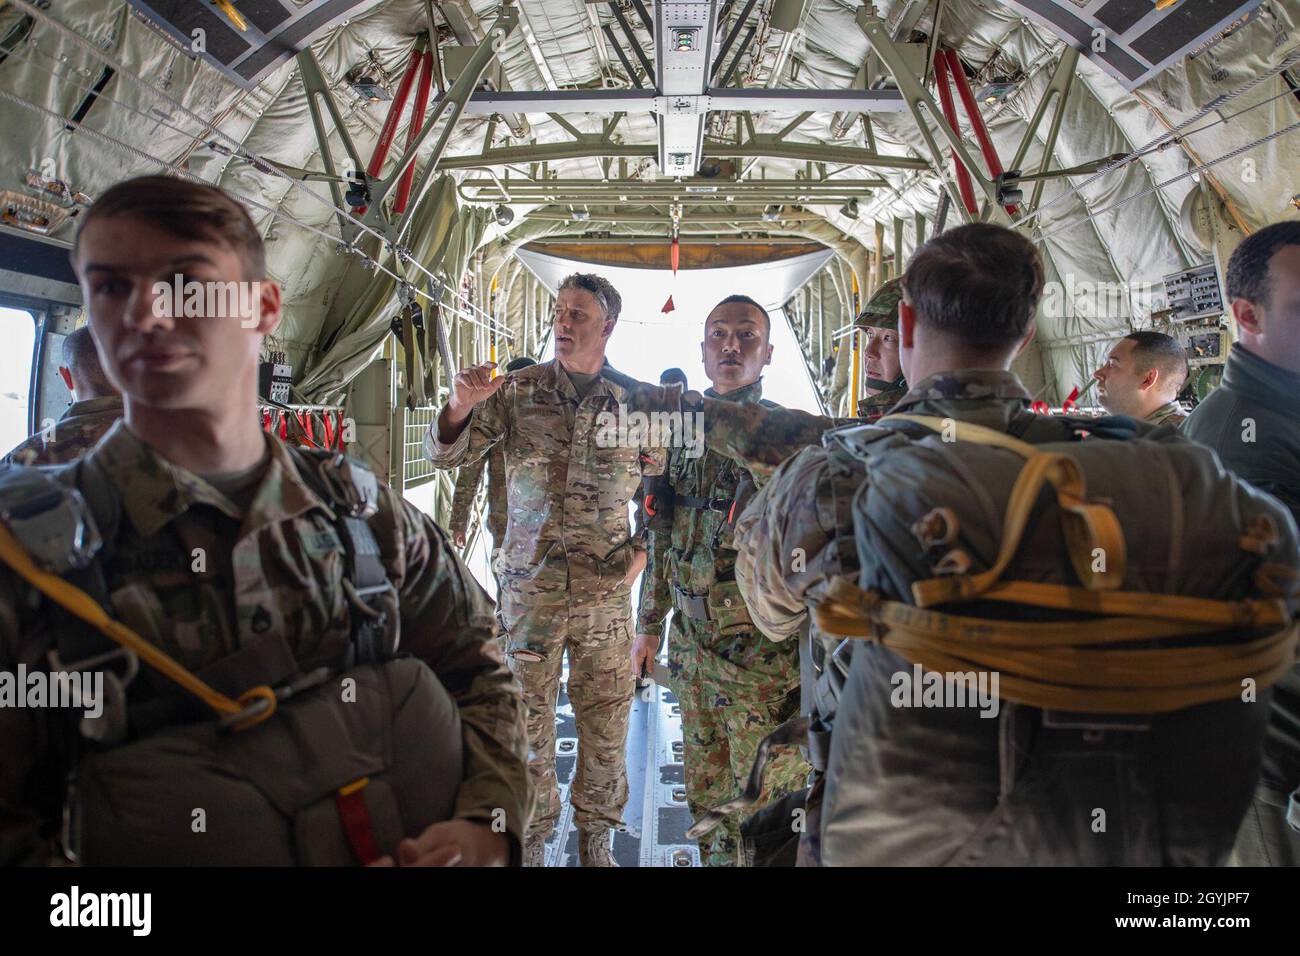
[853, 277, 903, 331]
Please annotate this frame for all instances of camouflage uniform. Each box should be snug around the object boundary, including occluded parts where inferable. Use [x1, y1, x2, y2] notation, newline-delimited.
[682, 278, 906, 487]
[734, 372, 1039, 642]
[448, 444, 507, 548]
[638, 380, 807, 866]
[0, 421, 531, 864]
[425, 360, 665, 844]
[636, 382, 899, 493]
[1146, 399, 1188, 428]
[3, 395, 123, 466]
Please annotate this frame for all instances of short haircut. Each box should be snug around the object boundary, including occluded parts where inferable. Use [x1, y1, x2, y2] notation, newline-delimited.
[73, 175, 266, 279]
[709, 293, 771, 334]
[902, 223, 1045, 350]
[61, 326, 111, 391]
[558, 273, 622, 323]
[1123, 330, 1188, 389]
[505, 356, 537, 373]
[659, 367, 688, 387]
[1226, 220, 1300, 308]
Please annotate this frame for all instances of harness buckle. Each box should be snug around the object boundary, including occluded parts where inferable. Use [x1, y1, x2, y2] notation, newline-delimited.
[316, 454, 379, 520]
[672, 585, 711, 621]
[0, 470, 102, 574]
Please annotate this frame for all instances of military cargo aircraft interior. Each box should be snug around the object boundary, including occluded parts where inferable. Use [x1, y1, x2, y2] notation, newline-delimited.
[0, 0, 1298, 921]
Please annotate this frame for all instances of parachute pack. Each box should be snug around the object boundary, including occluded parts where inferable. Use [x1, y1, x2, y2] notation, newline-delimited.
[0, 449, 463, 865]
[806, 413, 1300, 865]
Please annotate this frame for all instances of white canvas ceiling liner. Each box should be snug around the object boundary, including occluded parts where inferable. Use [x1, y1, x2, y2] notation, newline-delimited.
[0, 0, 1296, 407]
[513, 245, 835, 315]
[293, 175, 492, 406]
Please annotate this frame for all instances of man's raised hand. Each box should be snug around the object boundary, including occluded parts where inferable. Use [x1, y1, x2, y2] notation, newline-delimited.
[450, 362, 507, 416]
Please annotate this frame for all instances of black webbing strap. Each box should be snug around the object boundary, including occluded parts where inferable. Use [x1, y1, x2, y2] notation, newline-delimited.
[392, 300, 426, 409]
[409, 301, 436, 400]
[686, 715, 812, 839]
[677, 494, 729, 512]
[821, 442, 867, 581]
[289, 450, 394, 666]
[337, 513, 391, 665]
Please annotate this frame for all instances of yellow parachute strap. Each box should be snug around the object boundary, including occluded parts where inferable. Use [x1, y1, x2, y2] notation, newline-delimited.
[876, 413, 1126, 602]
[812, 576, 1298, 714]
[0, 522, 276, 732]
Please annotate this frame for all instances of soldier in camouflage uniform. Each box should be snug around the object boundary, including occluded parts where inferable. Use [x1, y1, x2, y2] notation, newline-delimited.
[4, 326, 122, 466]
[426, 273, 665, 867]
[732, 224, 1290, 865]
[0, 177, 529, 866]
[622, 279, 909, 489]
[856, 277, 908, 419]
[446, 357, 537, 551]
[1092, 331, 1189, 427]
[631, 295, 808, 867]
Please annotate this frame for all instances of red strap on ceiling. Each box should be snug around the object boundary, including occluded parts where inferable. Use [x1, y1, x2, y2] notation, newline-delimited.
[356, 48, 423, 215]
[933, 52, 978, 216]
[394, 50, 434, 215]
[943, 49, 1019, 216]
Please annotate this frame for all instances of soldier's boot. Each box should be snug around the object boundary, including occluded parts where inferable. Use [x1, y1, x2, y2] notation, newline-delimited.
[577, 828, 618, 867]
[523, 833, 547, 867]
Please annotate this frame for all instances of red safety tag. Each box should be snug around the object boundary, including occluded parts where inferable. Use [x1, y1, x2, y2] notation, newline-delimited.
[335, 779, 380, 866]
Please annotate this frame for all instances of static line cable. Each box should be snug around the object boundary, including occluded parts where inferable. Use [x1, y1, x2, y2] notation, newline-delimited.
[1013, 45, 1300, 230]
[0, 86, 512, 339]
[8, 0, 505, 330]
[1033, 119, 1300, 247]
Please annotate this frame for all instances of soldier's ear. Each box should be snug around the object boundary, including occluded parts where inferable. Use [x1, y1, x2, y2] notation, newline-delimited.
[251, 279, 283, 336]
[1231, 297, 1263, 336]
[764, 342, 773, 366]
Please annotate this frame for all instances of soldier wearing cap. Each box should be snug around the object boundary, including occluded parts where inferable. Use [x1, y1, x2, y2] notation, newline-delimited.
[856, 277, 908, 419]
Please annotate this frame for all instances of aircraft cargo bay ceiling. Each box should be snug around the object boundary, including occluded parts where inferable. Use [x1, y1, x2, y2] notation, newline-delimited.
[0, 0, 1297, 413]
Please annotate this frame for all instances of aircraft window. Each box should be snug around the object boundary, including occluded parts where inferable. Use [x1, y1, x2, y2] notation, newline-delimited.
[0, 306, 36, 453]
